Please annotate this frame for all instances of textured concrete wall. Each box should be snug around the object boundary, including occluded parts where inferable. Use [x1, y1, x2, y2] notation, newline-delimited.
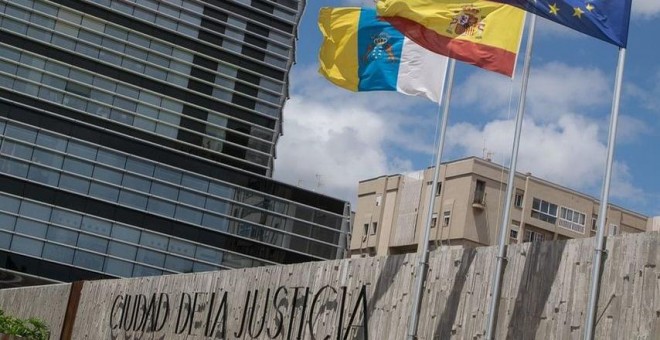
[1, 232, 658, 339]
[0, 283, 70, 340]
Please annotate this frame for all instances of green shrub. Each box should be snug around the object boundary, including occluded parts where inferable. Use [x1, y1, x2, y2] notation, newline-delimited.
[0, 310, 49, 340]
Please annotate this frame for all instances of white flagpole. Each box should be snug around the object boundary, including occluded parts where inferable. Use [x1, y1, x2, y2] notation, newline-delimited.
[485, 13, 537, 340]
[583, 47, 627, 340]
[406, 57, 456, 340]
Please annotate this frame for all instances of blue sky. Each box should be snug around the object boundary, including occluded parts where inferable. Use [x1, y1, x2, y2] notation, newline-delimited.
[272, 0, 660, 217]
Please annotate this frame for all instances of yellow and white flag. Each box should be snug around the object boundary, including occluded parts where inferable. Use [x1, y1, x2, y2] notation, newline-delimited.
[319, 7, 448, 102]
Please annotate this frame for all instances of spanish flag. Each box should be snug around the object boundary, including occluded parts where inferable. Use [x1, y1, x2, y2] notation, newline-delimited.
[376, 0, 525, 77]
[319, 8, 449, 102]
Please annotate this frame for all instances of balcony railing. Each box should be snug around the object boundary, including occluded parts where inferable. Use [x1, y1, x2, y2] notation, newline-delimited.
[558, 219, 585, 234]
[472, 192, 486, 209]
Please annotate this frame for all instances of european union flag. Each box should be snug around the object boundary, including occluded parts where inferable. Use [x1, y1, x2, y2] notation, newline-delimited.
[490, 0, 631, 47]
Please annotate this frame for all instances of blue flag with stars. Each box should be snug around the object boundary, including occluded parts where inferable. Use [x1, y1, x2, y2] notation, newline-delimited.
[490, 0, 631, 47]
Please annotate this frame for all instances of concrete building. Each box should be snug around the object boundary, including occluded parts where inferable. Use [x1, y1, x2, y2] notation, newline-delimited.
[0, 0, 351, 288]
[351, 157, 647, 257]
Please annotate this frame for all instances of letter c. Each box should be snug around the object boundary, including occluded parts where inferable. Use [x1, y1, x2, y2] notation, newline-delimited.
[110, 295, 124, 330]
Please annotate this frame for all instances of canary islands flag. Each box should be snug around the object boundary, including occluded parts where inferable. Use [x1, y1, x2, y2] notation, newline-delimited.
[489, 0, 631, 47]
[319, 7, 448, 102]
[376, 0, 525, 77]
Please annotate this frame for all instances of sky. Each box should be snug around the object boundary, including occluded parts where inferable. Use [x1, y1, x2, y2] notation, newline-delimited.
[272, 0, 660, 217]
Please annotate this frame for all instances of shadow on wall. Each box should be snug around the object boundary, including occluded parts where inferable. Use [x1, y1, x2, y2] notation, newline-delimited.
[505, 240, 568, 339]
[432, 247, 478, 339]
[367, 255, 408, 318]
[474, 207, 491, 246]
[333, 254, 409, 340]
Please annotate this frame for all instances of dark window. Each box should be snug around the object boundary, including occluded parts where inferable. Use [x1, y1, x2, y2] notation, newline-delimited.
[474, 180, 486, 204]
[531, 198, 558, 224]
[64, 82, 91, 97]
[274, 0, 298, 10]
[591, 216, 598, 232]
[514, 190, 524, 208]
[436, 182, 443, 196]
[443, 211, 451, 227]
[509, 229, 518, 244]
[523, 230, 545, 243]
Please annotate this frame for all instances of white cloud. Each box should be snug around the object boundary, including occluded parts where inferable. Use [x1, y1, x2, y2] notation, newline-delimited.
[455, 62, 611, 121]
[274, 62, 647, 211]
[450, 61, 648, 208]
[611, 162, 647, 205]
[452, 70, 515, 116]
[524, 64, 610, 117]
[448, 115, 601, 188]
[626, 69, 660, 113]
[632, 0, 660, 19]
[445, 114, 645, 203]
[275, 97, 409, 203]
[615, 114, 652, 144]
[273, 67, 434, 206]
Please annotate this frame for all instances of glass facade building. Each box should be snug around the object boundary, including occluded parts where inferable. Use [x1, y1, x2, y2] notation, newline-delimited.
[0, 0, 350, 287]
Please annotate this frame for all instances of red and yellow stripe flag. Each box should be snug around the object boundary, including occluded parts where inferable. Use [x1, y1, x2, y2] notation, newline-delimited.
[376, 0, 525, 77]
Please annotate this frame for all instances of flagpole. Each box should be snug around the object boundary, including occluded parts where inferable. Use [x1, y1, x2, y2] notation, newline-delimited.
[485, 13, 537, 340]
[406, 57, 456, 340]
[583, 47, 626, 340]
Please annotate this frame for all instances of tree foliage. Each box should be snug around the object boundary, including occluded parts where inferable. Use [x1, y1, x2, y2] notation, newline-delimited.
[0, 310, 49, 340]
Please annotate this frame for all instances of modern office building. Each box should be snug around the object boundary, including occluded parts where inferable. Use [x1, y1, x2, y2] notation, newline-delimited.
[351, 157, 648, 257]
[0, 0, 351, 288]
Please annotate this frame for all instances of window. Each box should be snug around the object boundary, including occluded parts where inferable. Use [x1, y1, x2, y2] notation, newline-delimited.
[15, 218, 47, 238]
[0, 195, 21, 213]
[165, 255, 193, 273]
[436, 182, 443, 196]
[105, 258, 134, 277]
[558, 207, 586, 233]
[19, 200, 52, 221]
[523, 230, 545, 243]
[77, 234, 108, 253]
[609, 224, 618, 236]
[514, 190, 524, 208]
[2, 126, 34, 153]
[0, 140, 32, 160]
[430, 213, 438, 228]
[81, 216, 111, 236]
[112, 225, 140, 243]
[65, 81, 91, 97]
[531, 198, 558, 224]
[50, 209, 81, 229]
[443, 211, 451, 227]
[108, 241, 137, 260]
[509, 228, 519, 244]
[375, 195, 382, 207]
[474, 180, 486, 204]
[0, 231, 11, 249]
[591, 216, 598, 232]
[175, 205, 202, 225]
[11, 236, 43, 256]
[46, 226, 78, 245]
[371, 222, 377, 235]
[363, 223, 369, 237]
[136, 248, 165, 267]
[43, 244, 74, 264]
[0, 214, 16, 233]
